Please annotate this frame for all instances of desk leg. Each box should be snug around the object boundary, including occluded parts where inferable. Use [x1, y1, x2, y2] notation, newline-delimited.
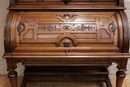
[115, 59, 128, 87]
[6, 59, 17, 87]
[116, 71, 126, 87]
[8, 71, 17, 87]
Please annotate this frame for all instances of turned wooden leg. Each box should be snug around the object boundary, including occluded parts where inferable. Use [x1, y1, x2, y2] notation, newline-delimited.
[116, 71, 126, 87]
[8, 71, 18, 87]
[106, 77, 112, 87]
[6, 59, 18, 87]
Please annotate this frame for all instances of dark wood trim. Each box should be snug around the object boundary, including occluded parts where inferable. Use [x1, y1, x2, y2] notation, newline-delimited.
[119, 10, 129, 53]
[4, 11, 15, 53]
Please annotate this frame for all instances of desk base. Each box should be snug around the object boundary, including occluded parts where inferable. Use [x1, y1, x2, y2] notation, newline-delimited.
[21, 66, 112, 87]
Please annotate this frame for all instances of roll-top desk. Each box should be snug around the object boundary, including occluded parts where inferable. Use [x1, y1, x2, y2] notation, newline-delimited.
[3, 0, 130, 87]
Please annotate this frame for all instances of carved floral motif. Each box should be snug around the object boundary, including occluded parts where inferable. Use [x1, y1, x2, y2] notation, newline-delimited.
[37, 23, 97, 31]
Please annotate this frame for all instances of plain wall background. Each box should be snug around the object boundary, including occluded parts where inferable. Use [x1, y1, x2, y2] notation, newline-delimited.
[0, 0, 130, 76]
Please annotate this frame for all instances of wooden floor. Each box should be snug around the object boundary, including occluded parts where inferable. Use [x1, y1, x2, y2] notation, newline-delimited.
[0, 75, 130, 87]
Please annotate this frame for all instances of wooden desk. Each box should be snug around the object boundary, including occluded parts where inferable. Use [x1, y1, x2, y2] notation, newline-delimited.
[3, 0, 130, 87]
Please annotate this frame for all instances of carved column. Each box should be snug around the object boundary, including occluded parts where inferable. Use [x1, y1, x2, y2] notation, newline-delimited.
[6, 59, 17, 87]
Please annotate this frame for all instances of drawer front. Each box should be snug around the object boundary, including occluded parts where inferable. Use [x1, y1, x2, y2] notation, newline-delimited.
[17, 0, 118, 5]
[12, 12, 122, 53]
[18, 0, 117, 2]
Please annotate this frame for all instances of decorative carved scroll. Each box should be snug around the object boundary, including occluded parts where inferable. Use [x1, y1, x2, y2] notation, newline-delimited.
[56, 14, 77, 22]
[109, 22, 117, 35]
[17, 22, 25, 35]
[37, 23, 97, 32]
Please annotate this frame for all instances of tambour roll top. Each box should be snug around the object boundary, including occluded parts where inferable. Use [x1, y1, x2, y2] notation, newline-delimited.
[4, 0, 129, 56]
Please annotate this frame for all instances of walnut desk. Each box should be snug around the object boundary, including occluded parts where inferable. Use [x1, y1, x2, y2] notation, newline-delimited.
[3, 0, 130, 87]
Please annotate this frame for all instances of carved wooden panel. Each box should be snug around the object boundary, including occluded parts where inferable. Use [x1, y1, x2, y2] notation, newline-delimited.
[16, 12, 116, 43]
[11, 12, 121, 53]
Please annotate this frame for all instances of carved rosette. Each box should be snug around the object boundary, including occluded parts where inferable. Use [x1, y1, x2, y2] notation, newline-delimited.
[109, 22, 117, 35]
[17, 22, 25, 35]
